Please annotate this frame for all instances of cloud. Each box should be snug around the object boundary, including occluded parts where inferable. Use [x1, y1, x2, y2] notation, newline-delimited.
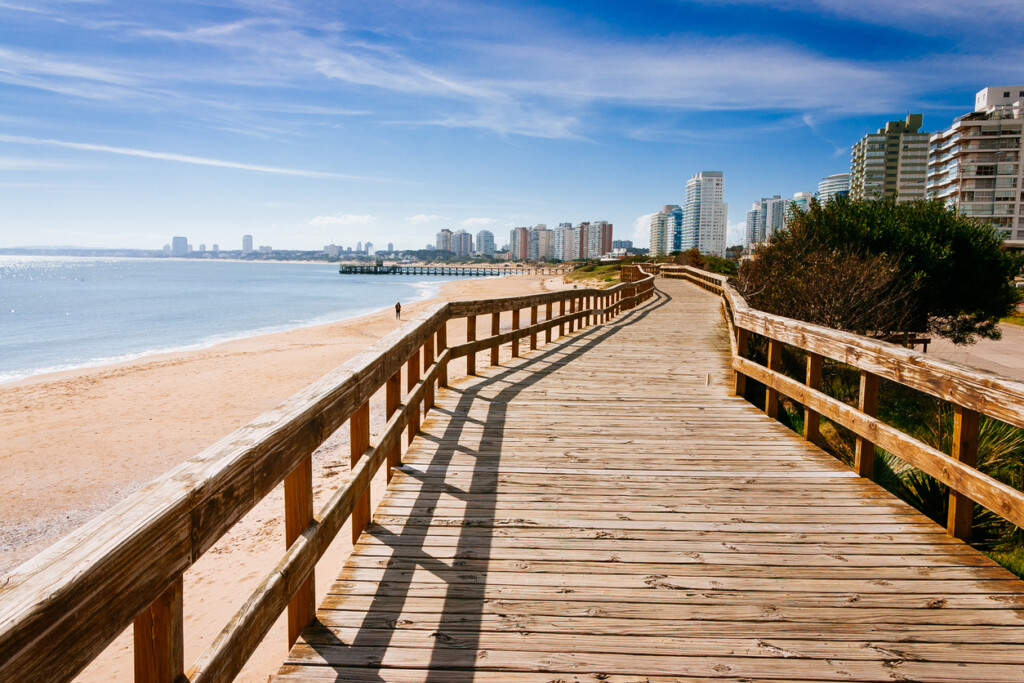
[405, 214, 443, 225]
[0, 134, 383, 181]
[308, 213, 376, 227]
[0, 157, 95, 171]
[631, 213, 655, 248]
[460, 217, 496, 227]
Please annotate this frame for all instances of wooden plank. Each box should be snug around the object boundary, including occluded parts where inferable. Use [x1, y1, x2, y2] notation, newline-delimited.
[805, 352, 823, 443]
[855, 370, 879, 478]
[283, 455, 314, 646]
[465, 314, 476, 375]
[349, 401, 370, 545]
[133, 576, 183, 683]
[765, 338, 782, 419]
[948, 406, 981, 540]
[490, 311, 500, 366]
[385, 372, 401, 481]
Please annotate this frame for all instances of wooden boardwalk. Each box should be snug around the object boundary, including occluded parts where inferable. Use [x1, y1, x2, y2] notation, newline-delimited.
[276, 279, 1024, 682]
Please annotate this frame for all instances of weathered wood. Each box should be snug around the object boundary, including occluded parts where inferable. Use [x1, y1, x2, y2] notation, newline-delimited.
[734, 327, 748, 397]
[284, 455, 314, 647]
[558, 300, 565, 337]
[490, 311, 500, 366]
[855, 370, 879, 479]
[529, 306, 538, 350]
[734, 355, 1024, 529]
[386, 372, 401, 481]
[765, 338, 782, 419]
[511, 308, 520, 358]
[805, 352, 823, 443]
[544, 302, 553, 343]
[350, 401, 371, 544]
[466, 314, 476, 376]
[406, 349, 420, 445]
[423, 335, 435, 411]
[948, 406, 981, 540]
[436, 323, 448, 388]
[133, 576, 183, 683]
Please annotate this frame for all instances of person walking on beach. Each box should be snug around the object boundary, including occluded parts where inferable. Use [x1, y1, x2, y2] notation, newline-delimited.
[395, 301, 402, 319]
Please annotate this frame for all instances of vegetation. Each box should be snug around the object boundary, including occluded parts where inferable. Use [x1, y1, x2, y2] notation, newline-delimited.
[563, 263, 622, 286]
[737, 196, 1022, 344]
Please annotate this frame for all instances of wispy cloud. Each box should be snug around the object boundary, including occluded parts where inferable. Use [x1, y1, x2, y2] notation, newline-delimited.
[0, 156, 95, 171]
[0, 134, 384, 180]
[308, 213, 376, 227]
[405, 214, 443, 225]
[631, 213, 655, 247]
[460, 217, 496, 227]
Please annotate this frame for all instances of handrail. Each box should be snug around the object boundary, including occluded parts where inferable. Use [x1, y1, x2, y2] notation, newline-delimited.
[671, 264, 1024, 542]
[0, 274, 656, 683]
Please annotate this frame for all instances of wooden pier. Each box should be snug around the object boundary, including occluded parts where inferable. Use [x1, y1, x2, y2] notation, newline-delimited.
[3, 267, 1024, 682]
[339, 264, 566, 276]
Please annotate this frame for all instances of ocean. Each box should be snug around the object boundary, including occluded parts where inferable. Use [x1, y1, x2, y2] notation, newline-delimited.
[0, 256, 473, 385]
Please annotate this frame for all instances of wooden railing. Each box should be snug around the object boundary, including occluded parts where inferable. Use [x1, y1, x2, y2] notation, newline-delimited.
[668, 264, 1024, 543]
[0, 276, 654, 683]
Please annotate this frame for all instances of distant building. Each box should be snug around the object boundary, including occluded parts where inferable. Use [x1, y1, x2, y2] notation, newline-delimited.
[162, 244, 171, 256]
[364, 241, 374, 254]
[612, 240, 633, 250]
[324, 244, 340, 257]
[649, 205, 683, 257]
[435, 229, 453, 253]
[745, 195, 786, 248]
[199, 244, 206, 253]
[553, 223, 577, 261]
[817, 173, 850, 203]
[591, 221, 613, 256]
[851, 114, 929, 202]
[387, 242, 394, 252]
[171, 236, 188, 257]
[258, 245, 272, 253]
[784, 192, 815, 229]
[451, 230, 472, 257]
[928, 85, 1024, 245]
[509, 227, 529, 260]
[528, 225, 553, 261]
[683, 171, 727, 257]
[475, 229, 495, 256]
[212, 244, 219, 254]
[242, 234, 253, 254]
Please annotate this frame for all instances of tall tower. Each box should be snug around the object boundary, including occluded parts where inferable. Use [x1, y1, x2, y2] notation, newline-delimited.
[682, 171, 727, 257]
[850, 115, 929, 202]
[928, 86, 1024, 246]
[242, 234, 253, 254]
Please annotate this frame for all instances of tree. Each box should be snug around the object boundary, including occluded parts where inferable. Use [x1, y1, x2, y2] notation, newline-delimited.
[737, 196, 1021, 344]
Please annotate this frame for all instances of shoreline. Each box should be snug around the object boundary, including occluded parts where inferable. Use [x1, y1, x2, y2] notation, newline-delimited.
[1, 271, 568, 682]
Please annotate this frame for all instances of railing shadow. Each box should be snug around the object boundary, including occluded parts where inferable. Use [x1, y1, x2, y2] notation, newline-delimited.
[302, 287, 672, 679]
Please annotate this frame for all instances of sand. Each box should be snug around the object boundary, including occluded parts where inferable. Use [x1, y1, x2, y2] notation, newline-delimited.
[0, 272, 569, 682]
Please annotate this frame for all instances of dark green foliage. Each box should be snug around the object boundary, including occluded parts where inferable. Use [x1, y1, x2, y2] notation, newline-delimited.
[739, 196, 1022, 344]
[702, 254, 738, 276]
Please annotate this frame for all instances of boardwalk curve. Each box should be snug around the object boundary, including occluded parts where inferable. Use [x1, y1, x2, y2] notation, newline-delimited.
[276, 279, 1024, 682]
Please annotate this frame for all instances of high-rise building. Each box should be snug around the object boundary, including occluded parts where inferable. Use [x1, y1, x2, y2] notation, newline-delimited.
[928, 86, 1024, 245]
[817, 173, 850, 203]
[528, 225, 553, 261]
[387, 242, 394, 252]
[475, 230, 495, 256]
[435, 229, 453, 253]
[612, 240, 633, 250]
[650, 206, 683, 256]
[242, 234, 253, 254]
[851, 114, 929, 202]
[784, 192, 815, 229]
[509, 227, 529, 260]
[451, 230, 472, 257]
[553, 223, 577, 261]
[365, 241, 374, 254]
[745, 202, 763, 248]
[171, 236, 188, 257]
[592, 221, 613, 256]
[682, 171, 727, 256]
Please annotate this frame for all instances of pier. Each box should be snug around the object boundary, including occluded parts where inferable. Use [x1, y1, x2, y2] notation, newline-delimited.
[339, 264, 569, 276]
[3, 266, 1024, 681]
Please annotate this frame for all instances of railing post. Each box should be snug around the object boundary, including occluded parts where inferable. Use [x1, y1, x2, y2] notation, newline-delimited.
[734, 328, 748, 398]
[350, 400, 371, 543]
[436, 322, 448, 388]
[423, 334, 435, 411]
[386, 371, 401, 481]
[133, 576, 183, 683]
[466, 315, 477, 376]
[805, 352, 823, 443]
[407, 348, 421, 445]
[559, 300, 566, 338]
[284, 454, 314, 646]
[511, 308, 520, 357]
[545, 302, 553, 343]
[490, 311, 500, 366]
[765, 339, 782, 419]
[855, 371, 879, 479]
[530, 305, 538, 350]
[948, 405, 981, 540]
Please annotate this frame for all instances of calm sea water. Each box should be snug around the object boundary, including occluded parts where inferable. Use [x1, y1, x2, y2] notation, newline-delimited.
[0, 256, 473, 384]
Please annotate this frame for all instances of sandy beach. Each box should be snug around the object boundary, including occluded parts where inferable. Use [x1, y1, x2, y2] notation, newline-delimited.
[0, 272, 568, 682]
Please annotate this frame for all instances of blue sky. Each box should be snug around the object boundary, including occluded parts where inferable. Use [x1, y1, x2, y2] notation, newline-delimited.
[2, 1, 1023, 251]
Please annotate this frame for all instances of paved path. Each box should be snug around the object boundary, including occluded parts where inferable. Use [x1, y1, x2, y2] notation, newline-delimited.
[276, 278, 1024, 682]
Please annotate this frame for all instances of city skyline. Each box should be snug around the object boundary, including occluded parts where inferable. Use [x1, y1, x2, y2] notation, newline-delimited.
[2, 2, 1023, 250]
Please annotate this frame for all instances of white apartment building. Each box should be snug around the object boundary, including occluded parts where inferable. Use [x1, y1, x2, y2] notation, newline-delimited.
[451, 230, 472, 257]
[928, 86, 1024, 245]
[851, 114, 929, 202]
[435, 229, 453, 253]
[553, 223, 577, 261]
[744, 195, 783, 248]
[682, 171, 727, 257]
[784, 192, 815, 229]
[817, 173, 850, 203]
[528, 225, 553, 261]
